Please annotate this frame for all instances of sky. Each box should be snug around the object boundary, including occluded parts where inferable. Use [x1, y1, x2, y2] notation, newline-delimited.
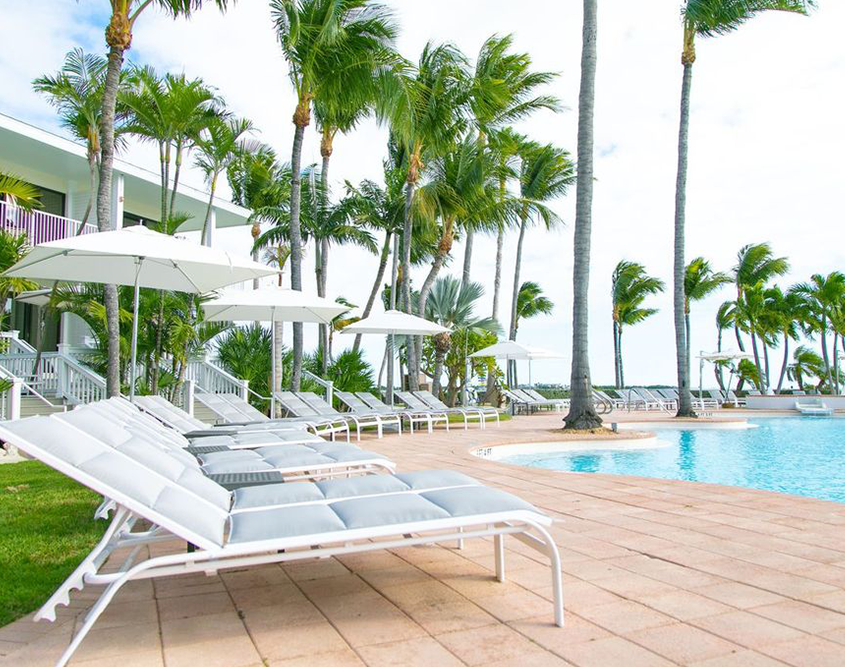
[2, 0, 844, 388]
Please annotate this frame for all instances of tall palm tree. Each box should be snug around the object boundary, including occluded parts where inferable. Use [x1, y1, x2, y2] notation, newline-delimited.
[462, 34, 560, 283]
[271, 0, 396, 390]
[731, 242, 790, 345]
[96, 0, 233, 397]
[714, 300, 734, 389]
[611, 261, 664, 389]
[791, 272, 845, 390]
[0, 230, 39, 328]
[684, 256, 730, 364]
[768, 287, 804, 393]
[507, 141, 572, 355]
[0, 173, 41, 210]
[33, 49, 129, 232]
[671, 0, 812, 416]
[424, 276, 498, 399]
[381, 41, 469, 388]
[564, 0, 601, 430]
[787, 345, 824, 393]
[195, 116, 254, 244]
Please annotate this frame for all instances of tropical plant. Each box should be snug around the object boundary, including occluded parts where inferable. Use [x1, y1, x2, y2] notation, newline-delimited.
[381, 41, 469, 388]
[767, 287, 804, 393]
[95, 0, 234, 397]
[611, 261, 664, 389]
[33, 48, 130, 231]
[423, 276, 499, 399]
[513, 281, 554, 340]
[684, 257, 730, 363]
[564, 0, 601, 430]
[787, 345, 824, 392]
[0, 174, 41, 211]
[216, 324, 273, 411]
[671, 1, 812, 416]
[791, 272, 845, 390]
[714, 300, 734, 389]
[270, 0, 397, 391]
[0, 231, 39, 328]
[462, 34, 560, 283]
[507, 141, 572, 346]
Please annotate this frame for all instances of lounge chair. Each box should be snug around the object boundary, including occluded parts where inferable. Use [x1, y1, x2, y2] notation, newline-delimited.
[356, 391, 449, 433]
[632, 388, 673, 411]
[594, 389, 627, 410]
[524, 388, 569, 411]
[395, 391, 459, 430]
[81, 397, 394, 482]
[337, 391, 433, 434]
[708, 389, 726, 405]
[0, 415, 564, 667]
[273, 391, 359, 441]
[500, 388, 538, 414]
[298, 391, 400, 439]
[413, 389, 500, 429]
[512, 388, 561, 411]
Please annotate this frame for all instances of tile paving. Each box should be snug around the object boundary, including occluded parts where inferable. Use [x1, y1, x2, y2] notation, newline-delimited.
[2, 411, 845, 666]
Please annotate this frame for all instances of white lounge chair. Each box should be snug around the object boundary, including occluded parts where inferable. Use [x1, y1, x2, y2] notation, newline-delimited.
[409, 390, 495, 429]
[298, 391, 399, 439]
[524, 388, 569, 411]
[416, 389, 501, 427]
[513, 388, 561, 411]
[0, 415, 564, 667]
[357, 391, 449, 433]
[338, 391, 431, 434]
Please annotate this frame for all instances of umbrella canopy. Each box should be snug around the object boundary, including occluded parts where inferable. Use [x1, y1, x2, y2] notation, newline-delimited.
[469, 340, 563, 360]
[14, 289, 53, 307]
[203, 288, 348, 324]
[341, 309, 449, 336]
[3, 226, 279, 399]
[4, 225, 277, 292]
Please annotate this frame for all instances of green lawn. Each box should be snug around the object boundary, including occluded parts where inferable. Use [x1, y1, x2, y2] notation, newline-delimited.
[0, 461, 104, 627]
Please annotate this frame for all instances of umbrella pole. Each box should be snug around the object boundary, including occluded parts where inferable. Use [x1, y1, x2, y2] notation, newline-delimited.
[270, 309, 276, 417]
[129, 259, 142, 401]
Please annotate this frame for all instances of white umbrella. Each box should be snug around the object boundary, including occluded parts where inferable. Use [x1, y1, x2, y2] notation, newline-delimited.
[4, 226, 278, 399]
[14, 289, 53, 307]
[203, 288, 349, 413]
[470, 340, 565, 388]
[697, 350, 754, 402]
[341, 310, 449, 403]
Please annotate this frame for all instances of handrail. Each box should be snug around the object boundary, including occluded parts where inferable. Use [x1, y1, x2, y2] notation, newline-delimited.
[0, 364, 65, 412]
[591, 390, 613, 415]
[0, 332, 37, 355]
[185, 358, 249, 399]
[0, 200, 97, 244]
[0, 351, 105, 405]
[303, 370, 334, 406]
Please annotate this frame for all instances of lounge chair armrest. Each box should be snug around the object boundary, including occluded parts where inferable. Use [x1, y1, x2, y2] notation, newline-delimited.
[184, 429, 238, 438]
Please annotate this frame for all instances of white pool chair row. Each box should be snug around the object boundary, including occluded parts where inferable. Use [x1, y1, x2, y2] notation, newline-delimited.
[0, 409, 564, 667]
[396, 390, 501, 429]
[335, 391, 444, 434]
[274, 391, 399, 440]
[502, 388, 567, 414]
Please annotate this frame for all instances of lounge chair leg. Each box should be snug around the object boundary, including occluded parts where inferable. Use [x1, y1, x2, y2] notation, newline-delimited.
[494, 534, 505, 582]
[456, 526, 464, 550]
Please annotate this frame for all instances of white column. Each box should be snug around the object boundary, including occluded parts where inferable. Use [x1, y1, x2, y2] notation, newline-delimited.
[203, 207, 216, 247]
[111, 173, 125, 230]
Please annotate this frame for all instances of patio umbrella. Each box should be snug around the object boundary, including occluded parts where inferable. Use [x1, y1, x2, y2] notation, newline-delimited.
[341, 310, 449, 404]
[3, 225, 278, 399]
[470, 340, 565, 388]
[14, 289, 53, 307]
[203, 288, 349, 414]
[697, 350, 754, 402]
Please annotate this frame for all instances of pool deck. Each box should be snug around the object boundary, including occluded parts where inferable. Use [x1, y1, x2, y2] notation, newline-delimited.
[3, 410, 845, 666]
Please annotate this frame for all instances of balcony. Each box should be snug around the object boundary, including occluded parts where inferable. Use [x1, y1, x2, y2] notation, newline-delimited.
[0, 199, 97, 245]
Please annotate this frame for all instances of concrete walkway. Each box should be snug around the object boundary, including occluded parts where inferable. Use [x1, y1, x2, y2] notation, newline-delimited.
[2, 411, 845, 666]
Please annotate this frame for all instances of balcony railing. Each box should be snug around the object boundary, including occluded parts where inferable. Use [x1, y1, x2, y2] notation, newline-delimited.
[0, 200, 98, 244]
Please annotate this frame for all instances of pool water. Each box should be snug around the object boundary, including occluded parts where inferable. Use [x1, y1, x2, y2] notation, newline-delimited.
[501, 418, 845, 503]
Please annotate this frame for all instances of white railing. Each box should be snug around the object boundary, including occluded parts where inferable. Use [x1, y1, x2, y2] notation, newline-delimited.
[0, 200, 97, 245]
[303, 370, 334, 406]
[0, 331, 37, 355]
[0, 352, 105, 405]
[185, 358, 248, 399]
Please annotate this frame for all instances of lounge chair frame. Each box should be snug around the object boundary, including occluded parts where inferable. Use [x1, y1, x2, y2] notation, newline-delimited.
[355, 392, 444, 433]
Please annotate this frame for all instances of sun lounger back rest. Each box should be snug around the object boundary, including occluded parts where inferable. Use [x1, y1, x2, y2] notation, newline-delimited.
[195, 392, 259, 424]
[336, 391, 373, 412]
[134, 395, 208, 432]
[276, 391, 321, 417]
[0, 415, 229, 548]
[396, 391, 429, 410]
[415, 390, 451, 410]
[220, 393, 269, 421]
[356, 392, 390, 409]
[298, 391, 341, 416]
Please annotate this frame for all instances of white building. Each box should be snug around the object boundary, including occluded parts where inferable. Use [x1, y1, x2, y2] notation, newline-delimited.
[0, 112, 253, 351]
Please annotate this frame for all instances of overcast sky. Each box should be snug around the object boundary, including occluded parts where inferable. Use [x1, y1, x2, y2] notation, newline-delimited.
[2, 1, 843, 387]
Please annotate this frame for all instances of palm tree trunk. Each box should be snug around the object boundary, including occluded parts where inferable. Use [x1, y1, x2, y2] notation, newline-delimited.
[820, 322, 832, 389]
[485, 225, 505, 400]
[776, 336, 790, 394]
[402, 178, 418, 390]
[612, 320, 619, 388]
[353, 231, 391, 354]
[318, 151, 331, 376]
[200, 174, 218, 246]
[672, 29, 695, 418]
[715, 327, 725, 390]
[461, 230, 473, 286]
[684, 307, 691, 374]
[432, 349, 445, 399]
[564, 0, 602, 430]
[273, 321, 283, 416]
[834, 333, 840, 394]
[168, 142, 183, 221]
[97, 42, 126, 398]
[750, 333, 764, 391]
[78, 150, 98, 234]
[763, 342, 771, 393]
[508, 213, 528, 340]
[386, 234, 399, 403]
[289, 116, 307, 391]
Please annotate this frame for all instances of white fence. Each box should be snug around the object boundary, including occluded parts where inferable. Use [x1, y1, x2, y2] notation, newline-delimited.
[0, 200, 97, 244]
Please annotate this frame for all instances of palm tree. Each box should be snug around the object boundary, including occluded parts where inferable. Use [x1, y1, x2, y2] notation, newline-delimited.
[611, 261, 664, 389]
[381, 41, 469, 388]
[424, 276, 498, 399]
[0, 230, 39, 328]
[507, 141, 572, 352]
[768, 287, 804, 393]
[671, 1, 812, 416]
[714, 300, 734, 390]
[195, 116, 254, 244]
[462, 34, 560, 283]
[732, 242, 790, 346]
[733, 283, 775, 391]
[513, 281, 554, 341]
[564, 0, 601, 430]
[0, 173, 41, 210]
[96, 0, 233, 397]
[791, 272, 845, 390]
[33, 48, 129, 232]
[271, 0, 396, 391]
[787, 345, 824, 393]
[684, 257, 730, 364]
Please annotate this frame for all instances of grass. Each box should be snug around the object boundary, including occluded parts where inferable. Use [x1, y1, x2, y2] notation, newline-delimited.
[0, 461, 104, 627]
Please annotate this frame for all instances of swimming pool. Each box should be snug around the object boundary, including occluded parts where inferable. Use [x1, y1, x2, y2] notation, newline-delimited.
[497, 417, 845, 503]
